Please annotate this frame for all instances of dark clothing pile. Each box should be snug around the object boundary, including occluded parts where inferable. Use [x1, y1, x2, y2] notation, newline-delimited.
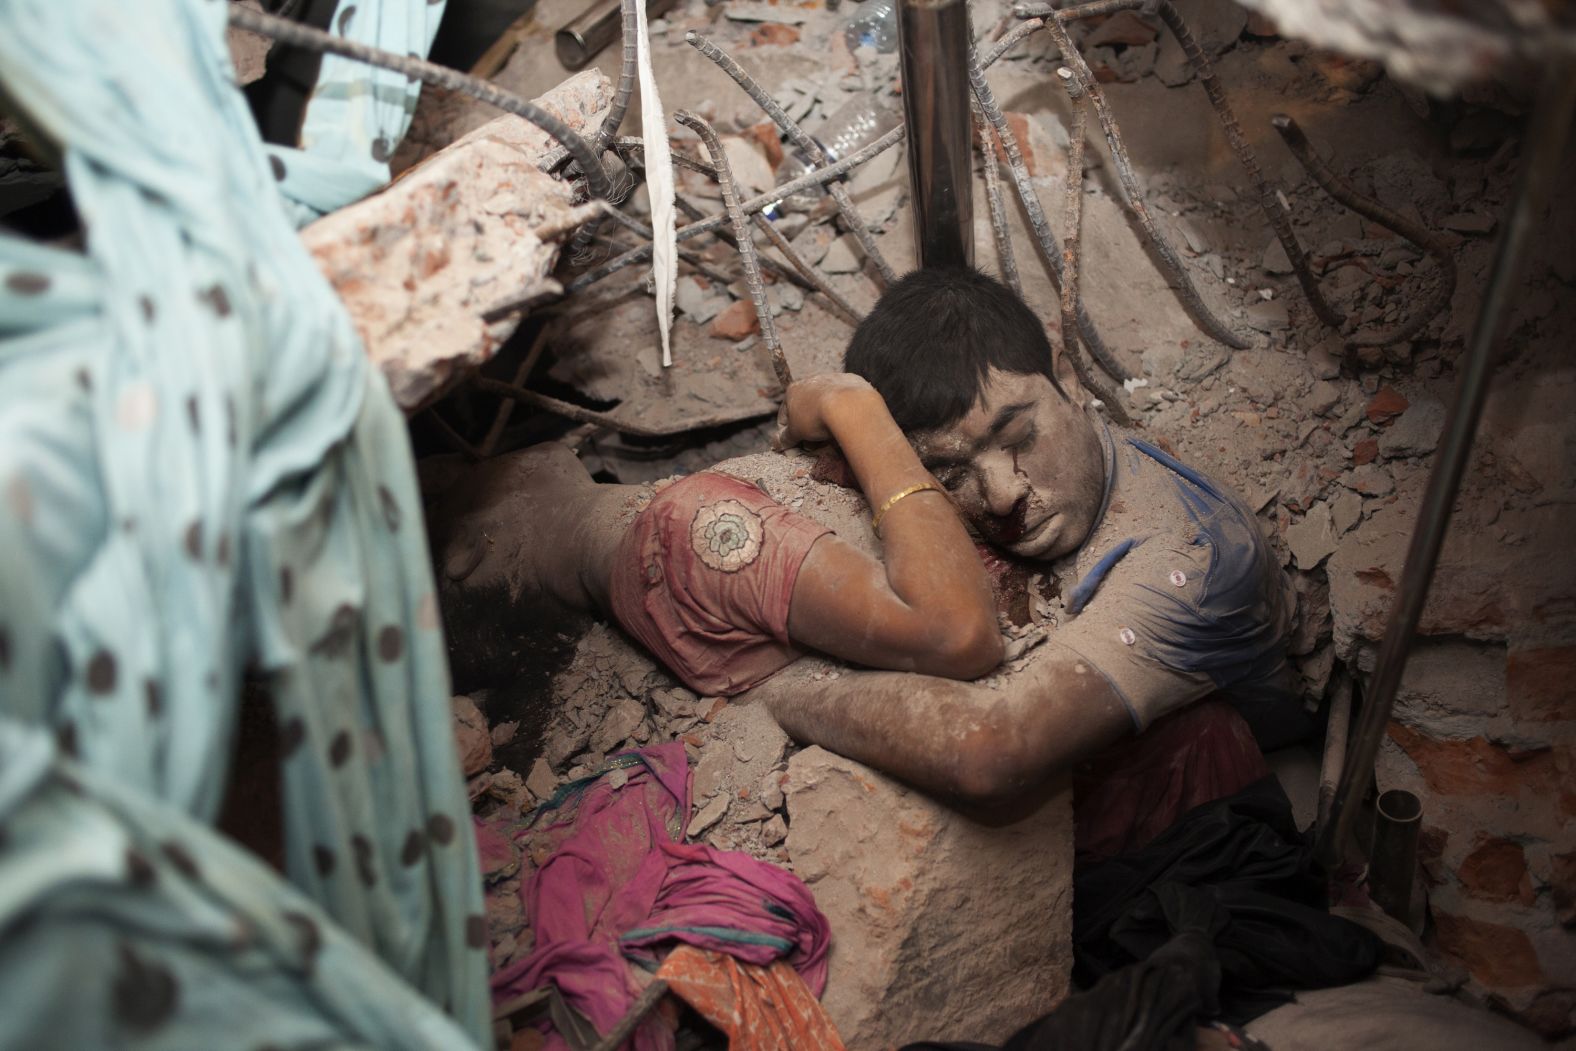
[902, 778, 1379, 1051]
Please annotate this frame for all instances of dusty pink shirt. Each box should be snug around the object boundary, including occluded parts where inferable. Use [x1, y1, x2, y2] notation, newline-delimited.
[608, 472, 832, 696]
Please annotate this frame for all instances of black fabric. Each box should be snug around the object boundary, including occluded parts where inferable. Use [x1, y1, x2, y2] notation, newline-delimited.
[1075, 776, 1380, 1024]
[900, 927, 1218, 1051]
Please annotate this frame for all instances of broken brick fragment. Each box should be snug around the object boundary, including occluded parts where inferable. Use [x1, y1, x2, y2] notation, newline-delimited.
[750, 23, 801, 47]
[1353, 438, 1379, 465]
[709, 301, 761, 341]
[1365, 385, 1409, 424]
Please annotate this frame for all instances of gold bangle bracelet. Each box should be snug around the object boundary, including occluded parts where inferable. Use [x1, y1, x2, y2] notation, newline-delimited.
[871, 481, 946, 533]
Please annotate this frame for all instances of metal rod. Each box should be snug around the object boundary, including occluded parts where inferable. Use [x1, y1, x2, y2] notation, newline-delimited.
[753, 214, 865, 326]
[226, 6, 612, 207]
[685, 31, 897, 283]
[965, 38, 1132, 383]
[586, 980, 670, 1051]
[1054, 68, 1132, 427]
[975, 106, 1022, 296]
[675, 111, 793, 388]
[1369, 789, 1422, 925]
[472, 378, 777, 436]
[897, 0, 975, 268]
[1316, 672, 1352, 831]
[1314, 66, 1576, 870]
[1040, 16, 1250, 350]
[1272, 114, 1458, 352]
[555, 0, 678, 78]
[1016, 0, 1345, 330]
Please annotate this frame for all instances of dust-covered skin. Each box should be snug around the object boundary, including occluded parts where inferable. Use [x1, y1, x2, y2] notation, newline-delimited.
[913, 370, 1105, 561]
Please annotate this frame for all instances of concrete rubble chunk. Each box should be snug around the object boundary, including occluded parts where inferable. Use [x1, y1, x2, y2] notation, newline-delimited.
[1332, 489, 1364, 536]
[525, 758, 557, 803]
[1345, 463, 1395, 496]
[690, 794, 730, 837]
[1262, 236, 1294, 275]
[451, 695, 494, 777]
[675, 276, 725, 324]
[1087, 10, 1159, 47]
[1379, 394, 1446, 458]
[785, 747, 1072, 1049]
[1287, 501, 1338, 569]
[1441, 212, 1497, 236]
[821, 234, 863, 275]
[1245, 300, 1291, 332]
[590, 697, 645, 756]
[303, 70, 613, 412]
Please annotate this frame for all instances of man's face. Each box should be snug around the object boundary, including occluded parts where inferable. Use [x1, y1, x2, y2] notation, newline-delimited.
[913, 369, 1105, 561]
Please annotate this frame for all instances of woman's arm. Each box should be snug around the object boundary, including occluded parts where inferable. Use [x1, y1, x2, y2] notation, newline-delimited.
[777, 374, 1003, 679]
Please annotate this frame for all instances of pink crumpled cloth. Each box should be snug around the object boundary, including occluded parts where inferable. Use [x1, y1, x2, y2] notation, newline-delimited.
[491, 741, 830, 1051]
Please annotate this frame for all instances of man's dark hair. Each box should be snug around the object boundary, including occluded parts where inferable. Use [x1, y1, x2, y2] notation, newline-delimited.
[844, 266, 1065, 433]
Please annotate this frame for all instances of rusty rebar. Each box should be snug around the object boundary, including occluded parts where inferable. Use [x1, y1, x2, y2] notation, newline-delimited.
[966, 38, 1132, 383]
[1272, 114, 1457, 350]
[482, 128, 906, 317]
[478, 322, 555, 458]
[685, 31, 896, 284]
[473, 378, 774, 435]
[667, 153, 857, 318]
[1040, 16, 1250, 349]
[1016, 0, 1346, 330]
[670, 192, 812, 291]
[1056, 69, 1132, 427]
[982, 16, 1045, 68]
[975, 105, 1023, 296]
[227, 6, 613, 208]
[675, 111, 793, 388]
[753, 214, 864, 326]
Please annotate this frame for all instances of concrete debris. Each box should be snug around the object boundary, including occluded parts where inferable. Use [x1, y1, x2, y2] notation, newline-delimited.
[1442, 212, 1497, 236]
[452, 695, 494, 777]
[1332, 489, 1364, 537]
[525, 758, 556, 804]
[1379, 394, 1446, 458]
[820, 234, 863, 274]
[785, 747, 1072, 1050]
[1345, 463, 1396, 496]
[1287, 500, 1338, 569]
[690, 793, 730, 837]
[1262, 236, 1294, 275]
[675, 275, 726, 324]
[304, 70, 612, 412]
[1245, 299, 1291, 332]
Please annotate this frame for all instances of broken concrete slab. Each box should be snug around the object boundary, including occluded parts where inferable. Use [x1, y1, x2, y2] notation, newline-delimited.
[1245, 299, 1291, 332]
[785, 747, 1072, 1049]
[303, 70, 613, 411]
[1379, 394, 1446, 458]
[1287, 500, 1338, 569]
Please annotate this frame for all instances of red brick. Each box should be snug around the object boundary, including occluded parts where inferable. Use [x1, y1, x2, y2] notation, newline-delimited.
[981, 112, 1036, 176]
[1506, 646, 1576, 722]
[1458, 836, 1534, 905]
[1386, 722, 1567, 798]
[709, 300, 760, 341]
[1433, 911, 1545, 987]
[743, 121, 785, 172]
[1352, 437, 1379, 465]
[1366, 385, 1409, 424]
[749, 23, 801, 47]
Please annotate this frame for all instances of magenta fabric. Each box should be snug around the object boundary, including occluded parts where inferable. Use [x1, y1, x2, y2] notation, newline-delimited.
[492, 742, 831, 1051]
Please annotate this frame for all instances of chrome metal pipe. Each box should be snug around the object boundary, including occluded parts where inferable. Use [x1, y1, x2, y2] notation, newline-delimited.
[1369, 789, 1422, 926]
[556, 0, 678, 71]
[1314, 64, 1576, 870]
[896, 0, 975, 268]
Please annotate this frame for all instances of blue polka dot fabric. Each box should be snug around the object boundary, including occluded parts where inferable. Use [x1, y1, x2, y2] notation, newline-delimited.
[0, 0, 486, 1045]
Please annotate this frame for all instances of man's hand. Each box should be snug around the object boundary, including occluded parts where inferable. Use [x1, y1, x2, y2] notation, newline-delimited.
[772, 373, 879, 450]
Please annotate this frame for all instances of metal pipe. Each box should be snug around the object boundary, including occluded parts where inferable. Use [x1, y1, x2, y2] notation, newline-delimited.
[1317, 672, 1352, 831]
[897, 0, 975, 268]
[1369, 789, 1422, 926]
[555, 0, 679, 72]
[1314, 65, 1576, 870]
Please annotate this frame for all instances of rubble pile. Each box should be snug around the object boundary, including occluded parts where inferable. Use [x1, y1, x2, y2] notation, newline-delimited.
[410, 0, 1572, 1038]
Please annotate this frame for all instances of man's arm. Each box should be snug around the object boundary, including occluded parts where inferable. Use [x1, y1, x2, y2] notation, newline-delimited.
[748, 643, 1134, 804]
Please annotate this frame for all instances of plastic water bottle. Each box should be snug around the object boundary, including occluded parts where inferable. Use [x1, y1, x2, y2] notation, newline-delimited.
[842, 0, 899, 53]
[771, 96, 901, 214]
